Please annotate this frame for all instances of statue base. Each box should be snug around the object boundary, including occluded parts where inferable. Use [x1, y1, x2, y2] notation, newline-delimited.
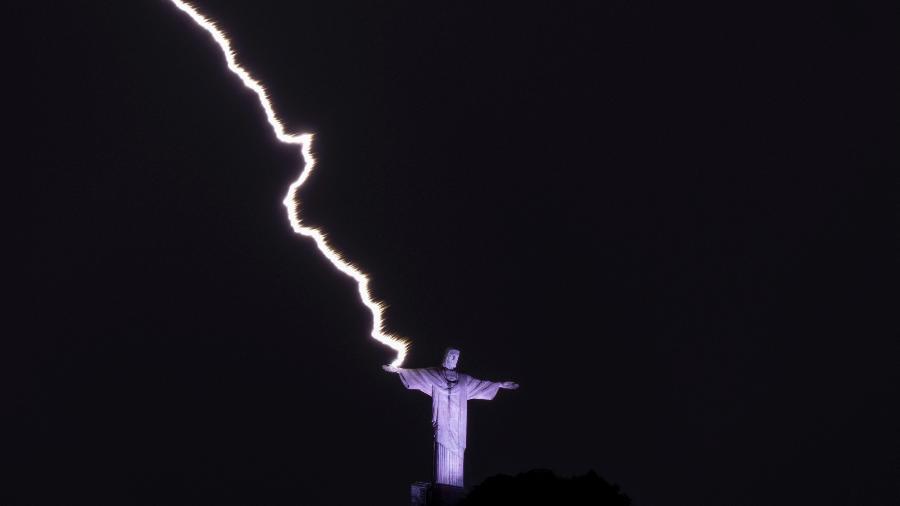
[411, 482, 465, 506]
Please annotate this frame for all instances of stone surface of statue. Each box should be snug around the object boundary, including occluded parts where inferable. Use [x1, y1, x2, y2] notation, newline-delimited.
[383, 348, 519, 489]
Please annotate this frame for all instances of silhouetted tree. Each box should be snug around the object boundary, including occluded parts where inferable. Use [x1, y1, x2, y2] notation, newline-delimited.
[460, 469, 630, 506]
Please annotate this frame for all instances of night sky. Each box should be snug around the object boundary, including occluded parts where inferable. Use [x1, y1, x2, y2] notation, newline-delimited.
[9, 1, 897, 505]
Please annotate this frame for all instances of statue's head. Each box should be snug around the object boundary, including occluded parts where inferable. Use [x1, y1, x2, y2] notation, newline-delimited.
[443, 348, 460, 370]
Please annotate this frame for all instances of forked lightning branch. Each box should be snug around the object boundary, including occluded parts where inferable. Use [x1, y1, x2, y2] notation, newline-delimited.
[169, 0, 409, 366]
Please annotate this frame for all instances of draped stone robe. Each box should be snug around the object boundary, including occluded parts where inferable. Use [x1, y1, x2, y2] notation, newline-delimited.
[397, 367, 502, 487]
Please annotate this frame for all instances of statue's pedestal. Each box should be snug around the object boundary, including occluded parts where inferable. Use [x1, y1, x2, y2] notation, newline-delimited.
[410, 482, 465, 506]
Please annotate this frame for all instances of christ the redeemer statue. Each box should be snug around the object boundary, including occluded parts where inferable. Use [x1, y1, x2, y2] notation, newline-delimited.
[383, 348, 519, 488]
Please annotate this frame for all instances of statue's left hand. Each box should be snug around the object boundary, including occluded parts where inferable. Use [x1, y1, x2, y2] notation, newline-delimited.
[501, 381, 519, 390]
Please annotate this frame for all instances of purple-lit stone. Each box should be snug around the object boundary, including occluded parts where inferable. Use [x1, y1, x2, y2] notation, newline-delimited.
[385, 348, 519, 490]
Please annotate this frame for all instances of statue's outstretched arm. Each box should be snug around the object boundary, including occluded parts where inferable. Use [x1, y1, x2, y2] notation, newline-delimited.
[500, 381, 520, 390]
[382, 364, 400, 373]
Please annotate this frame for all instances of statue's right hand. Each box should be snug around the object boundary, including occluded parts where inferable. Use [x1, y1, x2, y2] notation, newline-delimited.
[382, 364, 399, 373]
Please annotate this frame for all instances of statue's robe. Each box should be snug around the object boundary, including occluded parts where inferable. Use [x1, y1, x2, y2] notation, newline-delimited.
[397, 367, 502, 487]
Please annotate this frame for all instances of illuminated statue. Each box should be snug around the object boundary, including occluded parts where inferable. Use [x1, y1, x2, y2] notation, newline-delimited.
[383, 348, 519, 488]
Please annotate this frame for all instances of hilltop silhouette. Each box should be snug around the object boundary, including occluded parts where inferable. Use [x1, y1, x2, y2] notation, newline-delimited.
[460, 469, 631, 506]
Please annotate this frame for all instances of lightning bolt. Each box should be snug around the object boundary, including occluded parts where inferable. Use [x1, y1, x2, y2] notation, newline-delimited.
[168, 0, 409, 367]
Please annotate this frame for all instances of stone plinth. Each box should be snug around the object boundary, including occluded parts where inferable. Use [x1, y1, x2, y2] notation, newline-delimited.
[411, 482, 465, 506]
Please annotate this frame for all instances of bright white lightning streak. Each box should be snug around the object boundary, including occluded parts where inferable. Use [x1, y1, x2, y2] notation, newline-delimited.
[169, 0, 409, 366]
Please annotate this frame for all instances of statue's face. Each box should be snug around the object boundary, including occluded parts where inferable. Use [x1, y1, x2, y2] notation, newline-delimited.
[443, 349, 460, 370]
